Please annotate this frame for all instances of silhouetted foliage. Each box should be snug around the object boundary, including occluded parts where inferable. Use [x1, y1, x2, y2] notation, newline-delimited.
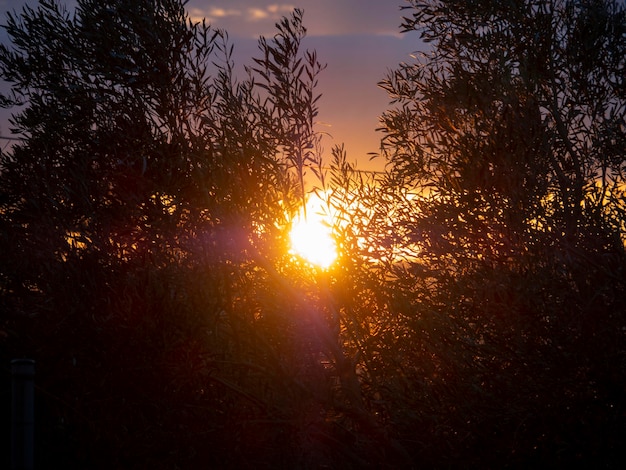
[0, 1, 361, 468]
[2, 0, 626, 468]
[365, 0, 626, 466]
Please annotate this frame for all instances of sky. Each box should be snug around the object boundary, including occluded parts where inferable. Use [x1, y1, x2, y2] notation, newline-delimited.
[1, 0, 423, 171]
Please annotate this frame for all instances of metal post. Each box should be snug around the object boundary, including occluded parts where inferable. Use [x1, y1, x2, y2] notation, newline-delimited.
[11, 359, 35, 470]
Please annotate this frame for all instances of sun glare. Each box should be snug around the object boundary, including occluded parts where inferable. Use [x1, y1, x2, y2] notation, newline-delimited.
[289, 194, 337, 269]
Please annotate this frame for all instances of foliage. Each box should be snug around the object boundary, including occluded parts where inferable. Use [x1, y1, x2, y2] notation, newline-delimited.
[356, 0, 626, 466]
[381, 0, 626, 266]
[2, 0, 626, 468]
[0, 1, 359, 468]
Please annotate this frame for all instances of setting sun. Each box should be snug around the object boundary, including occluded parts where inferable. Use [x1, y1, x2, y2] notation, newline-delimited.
[289, 194, 337, 268]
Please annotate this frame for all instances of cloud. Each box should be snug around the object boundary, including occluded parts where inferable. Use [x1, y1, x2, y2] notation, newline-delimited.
[245, 4, 296, 22]
[187, 2, 297, 36]
[247, 8, 268, 21]
[188, 0, 404, 38]
[209, 7, 242, 19]
[267, 4, 295, 15]
[188, 6, 242, 24]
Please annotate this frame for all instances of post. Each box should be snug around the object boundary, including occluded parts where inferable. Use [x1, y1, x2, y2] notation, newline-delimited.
[11, 359, 35, 470]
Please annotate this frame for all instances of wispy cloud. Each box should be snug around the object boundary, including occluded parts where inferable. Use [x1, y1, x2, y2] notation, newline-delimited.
[188, 6, 242, 24]
[267, 4, 294, 14]
[209, 7, 242, 19]
[245, 4, 295, 22]
[186, 1, 406, 38]
[247, 7, 269, 21]
[187, 3, 296, 35]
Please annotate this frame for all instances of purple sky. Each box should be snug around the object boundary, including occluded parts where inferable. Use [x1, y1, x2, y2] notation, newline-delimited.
[1, 0, 423, 171]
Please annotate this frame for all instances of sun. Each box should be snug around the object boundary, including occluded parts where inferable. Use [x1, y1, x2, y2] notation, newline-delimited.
[289, 194, 337, 269]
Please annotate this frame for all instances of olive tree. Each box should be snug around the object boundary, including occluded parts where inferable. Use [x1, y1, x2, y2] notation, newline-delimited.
[381, 0, 626, 268]
[0, 1, 340, 467]
[326, 0, 626, 467]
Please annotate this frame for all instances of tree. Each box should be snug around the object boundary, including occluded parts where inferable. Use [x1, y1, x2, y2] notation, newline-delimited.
[381, 0, 626, 268]
[368, 0, 626, 466]
[0, 0, 320, 272]
[0, 1, 344, 467]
